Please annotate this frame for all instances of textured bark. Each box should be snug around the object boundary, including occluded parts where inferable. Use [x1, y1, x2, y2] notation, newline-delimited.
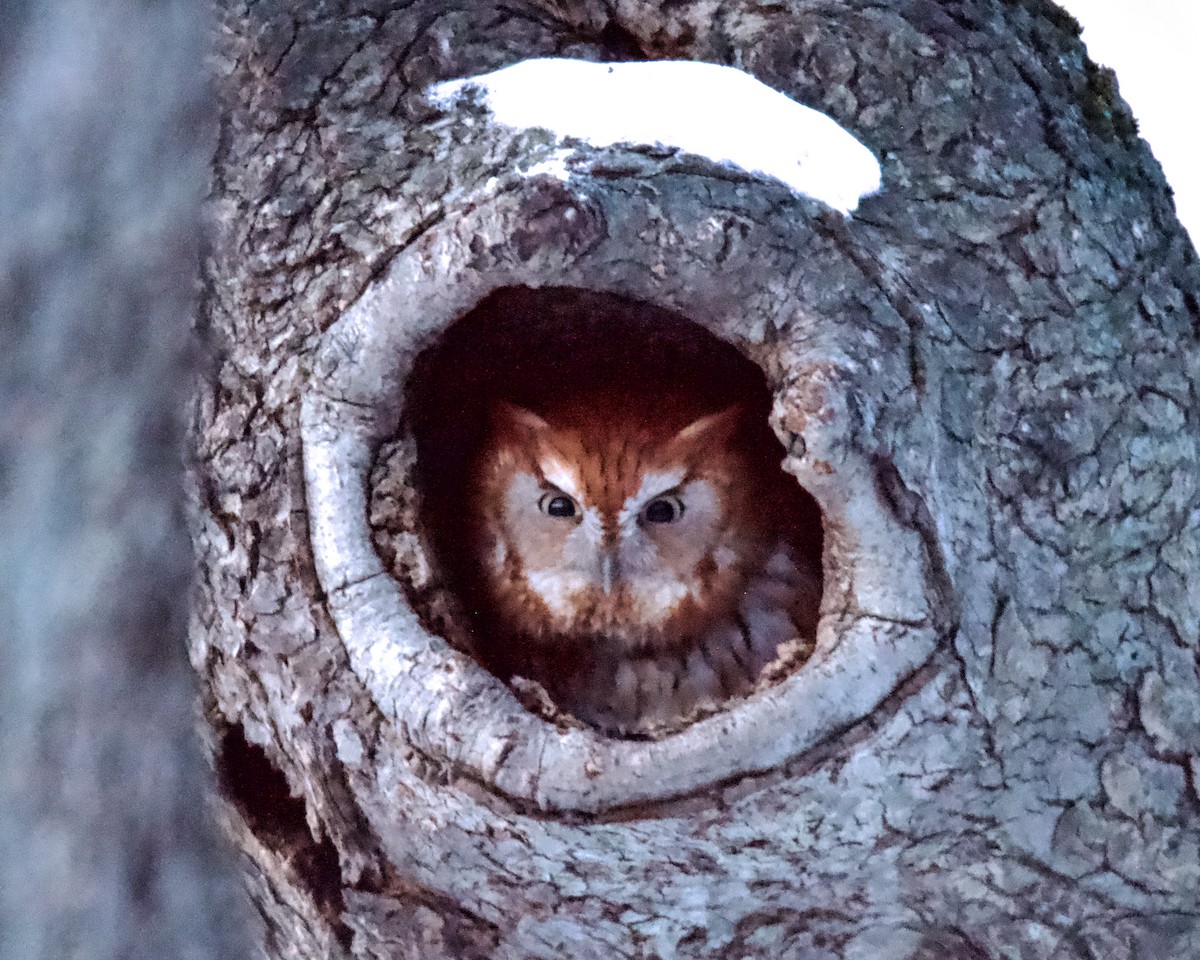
[195, 1, 1200, 958]
[0, 1, 254, 958]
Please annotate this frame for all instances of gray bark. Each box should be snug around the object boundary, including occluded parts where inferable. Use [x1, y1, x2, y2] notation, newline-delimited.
[195, 1, 1200, 958]
[0, 1, 254, 958]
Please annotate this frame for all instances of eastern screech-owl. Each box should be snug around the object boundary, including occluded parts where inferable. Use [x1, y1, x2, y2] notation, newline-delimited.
[465, 391, 823, 737]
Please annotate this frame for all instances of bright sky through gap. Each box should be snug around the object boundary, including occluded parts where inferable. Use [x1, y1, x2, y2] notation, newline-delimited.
[1057, 0, 1200, 245]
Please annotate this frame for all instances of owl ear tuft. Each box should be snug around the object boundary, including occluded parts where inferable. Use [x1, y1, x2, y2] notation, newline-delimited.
[489, 400, 551, 440]
[672, 403, 744, 451]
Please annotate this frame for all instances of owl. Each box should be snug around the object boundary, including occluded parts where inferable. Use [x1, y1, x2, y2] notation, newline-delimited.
[462, 390, 823, 737]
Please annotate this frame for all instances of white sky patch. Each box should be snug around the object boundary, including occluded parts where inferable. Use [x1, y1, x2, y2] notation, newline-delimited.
[1055, 0, 1199, 245]
[521, 146, 574, 182]
[431, 58, 883, 215]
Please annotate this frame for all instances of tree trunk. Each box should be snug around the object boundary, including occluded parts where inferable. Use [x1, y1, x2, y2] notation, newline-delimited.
[194, 1, 1200, 958]
[0, 1, 253, 957]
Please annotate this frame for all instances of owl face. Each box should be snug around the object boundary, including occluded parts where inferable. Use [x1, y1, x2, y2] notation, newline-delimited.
[477, 401, 754, 643]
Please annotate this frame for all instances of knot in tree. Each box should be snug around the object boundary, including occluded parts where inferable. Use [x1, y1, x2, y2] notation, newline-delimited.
[393, 286, 828, 739]
[193, 2, 1200, 958]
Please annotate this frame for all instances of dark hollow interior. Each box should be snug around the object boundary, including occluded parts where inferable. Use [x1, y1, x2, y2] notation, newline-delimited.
[403, 286, 824, 733]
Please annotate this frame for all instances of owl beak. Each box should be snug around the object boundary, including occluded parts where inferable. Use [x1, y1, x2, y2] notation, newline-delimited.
[601, 554, 617, 595]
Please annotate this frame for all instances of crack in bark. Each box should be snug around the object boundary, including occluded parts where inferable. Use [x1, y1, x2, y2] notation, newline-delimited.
[217, 724, 352, 949]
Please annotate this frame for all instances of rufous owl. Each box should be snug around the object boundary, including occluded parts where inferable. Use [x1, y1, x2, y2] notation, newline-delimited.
[464, 389, 823, 737]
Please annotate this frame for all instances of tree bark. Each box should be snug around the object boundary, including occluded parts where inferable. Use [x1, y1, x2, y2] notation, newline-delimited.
[195, 1, 1200, 958]
[0, 1, 254, 958]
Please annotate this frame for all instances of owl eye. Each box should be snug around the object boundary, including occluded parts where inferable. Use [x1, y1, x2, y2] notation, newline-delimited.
[642, 496, 683, 524]
[540, 492, 578, 519]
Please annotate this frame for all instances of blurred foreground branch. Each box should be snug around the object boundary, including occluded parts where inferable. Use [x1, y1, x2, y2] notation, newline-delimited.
[0, 2, 253, 957]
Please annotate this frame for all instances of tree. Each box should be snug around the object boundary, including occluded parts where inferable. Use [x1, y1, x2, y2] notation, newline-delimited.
[193, 1, 1200, 957]
[0, 1, 252, 957]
